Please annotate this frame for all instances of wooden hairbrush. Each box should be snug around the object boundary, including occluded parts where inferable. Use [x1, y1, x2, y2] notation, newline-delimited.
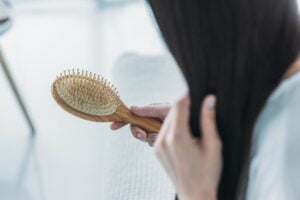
[51, 69, 162, 133]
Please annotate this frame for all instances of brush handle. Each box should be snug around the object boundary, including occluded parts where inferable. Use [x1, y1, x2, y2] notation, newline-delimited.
[126, 114, 162, 133]
[116, 104, 162, 133]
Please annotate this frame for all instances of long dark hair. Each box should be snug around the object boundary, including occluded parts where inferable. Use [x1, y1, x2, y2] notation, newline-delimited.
[147, 0, 300, 199]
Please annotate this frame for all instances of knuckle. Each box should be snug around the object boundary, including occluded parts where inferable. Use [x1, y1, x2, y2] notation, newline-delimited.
[130, 126, 140, 138]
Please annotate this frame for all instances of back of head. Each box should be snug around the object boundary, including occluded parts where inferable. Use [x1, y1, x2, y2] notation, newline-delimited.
[148, 0, 300, 199]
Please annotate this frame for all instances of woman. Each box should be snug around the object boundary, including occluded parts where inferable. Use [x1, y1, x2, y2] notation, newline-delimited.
[112, 0, 300, 199]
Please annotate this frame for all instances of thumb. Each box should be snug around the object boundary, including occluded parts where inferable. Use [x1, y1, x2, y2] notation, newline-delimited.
[200, 95, 221, 149]
[131, 105, 167, 120]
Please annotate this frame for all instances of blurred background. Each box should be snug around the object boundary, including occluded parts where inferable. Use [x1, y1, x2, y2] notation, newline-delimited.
[3, 0, 299, 200]
[0, 0, 180, 200]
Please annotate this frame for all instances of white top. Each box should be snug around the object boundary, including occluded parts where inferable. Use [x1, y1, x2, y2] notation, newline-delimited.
[247, 72, 300, 200]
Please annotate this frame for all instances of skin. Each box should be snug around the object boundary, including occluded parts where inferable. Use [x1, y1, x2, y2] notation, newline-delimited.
[110, 56, 300, 200]
[111, 95, 221, 200]
[155, 95, 221, 200]
[110, 103, 170, 146]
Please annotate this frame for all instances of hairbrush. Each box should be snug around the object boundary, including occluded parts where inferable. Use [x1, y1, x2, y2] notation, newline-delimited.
[51, 69, 162, 133]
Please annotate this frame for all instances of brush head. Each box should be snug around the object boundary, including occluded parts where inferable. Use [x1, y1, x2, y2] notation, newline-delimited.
[52, 69, 121, 117]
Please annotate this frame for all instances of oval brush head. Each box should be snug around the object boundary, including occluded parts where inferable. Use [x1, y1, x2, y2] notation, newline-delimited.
[52, 69, 162, 133]
[54, 69, 120, 116]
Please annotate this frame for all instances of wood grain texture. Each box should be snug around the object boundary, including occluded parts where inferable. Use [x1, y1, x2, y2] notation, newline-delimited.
[52, 83, 162, 133]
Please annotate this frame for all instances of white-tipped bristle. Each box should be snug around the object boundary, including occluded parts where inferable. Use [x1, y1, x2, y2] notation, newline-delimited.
[54, 69, 120, 116]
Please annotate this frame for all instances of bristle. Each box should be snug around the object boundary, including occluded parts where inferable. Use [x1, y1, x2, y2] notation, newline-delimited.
[54, 69, 120, 116]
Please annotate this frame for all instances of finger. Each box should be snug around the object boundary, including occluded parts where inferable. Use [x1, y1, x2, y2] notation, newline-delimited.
[175, 94, 190, 124]
[154, 115, 177, 182]
[130, 125, 147, 141]
[131, 105, 168, 120]
[173, 94, 192, 138]
[147, 133, 158, 146]
[110, 122, 127, 130]
[200, 95, 221, 149]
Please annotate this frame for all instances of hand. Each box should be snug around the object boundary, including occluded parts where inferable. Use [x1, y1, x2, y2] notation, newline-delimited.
[154, 95, 222, 200]
[110, 103, 170, 146]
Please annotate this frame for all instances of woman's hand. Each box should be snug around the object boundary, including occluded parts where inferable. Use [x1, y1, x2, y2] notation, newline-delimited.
[154, 95, 222, 200]
[110, 103, 170, 146]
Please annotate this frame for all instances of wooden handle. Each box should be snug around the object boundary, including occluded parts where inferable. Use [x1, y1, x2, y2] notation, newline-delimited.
[115, 103, 162, 133]
[126, 114, 162, 133]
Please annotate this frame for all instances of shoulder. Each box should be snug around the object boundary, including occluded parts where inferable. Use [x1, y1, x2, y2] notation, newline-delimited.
[284, 72, 300, 119]
[247, 74, 300, 200]
[280, 72, 300, 199]
[247, 73, 300, 200]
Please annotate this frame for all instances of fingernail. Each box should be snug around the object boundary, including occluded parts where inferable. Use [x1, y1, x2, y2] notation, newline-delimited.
[206, 96, 216, 108]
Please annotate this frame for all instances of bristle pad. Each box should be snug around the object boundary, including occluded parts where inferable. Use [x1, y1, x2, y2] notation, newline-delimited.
[55, 71, 120, 116]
